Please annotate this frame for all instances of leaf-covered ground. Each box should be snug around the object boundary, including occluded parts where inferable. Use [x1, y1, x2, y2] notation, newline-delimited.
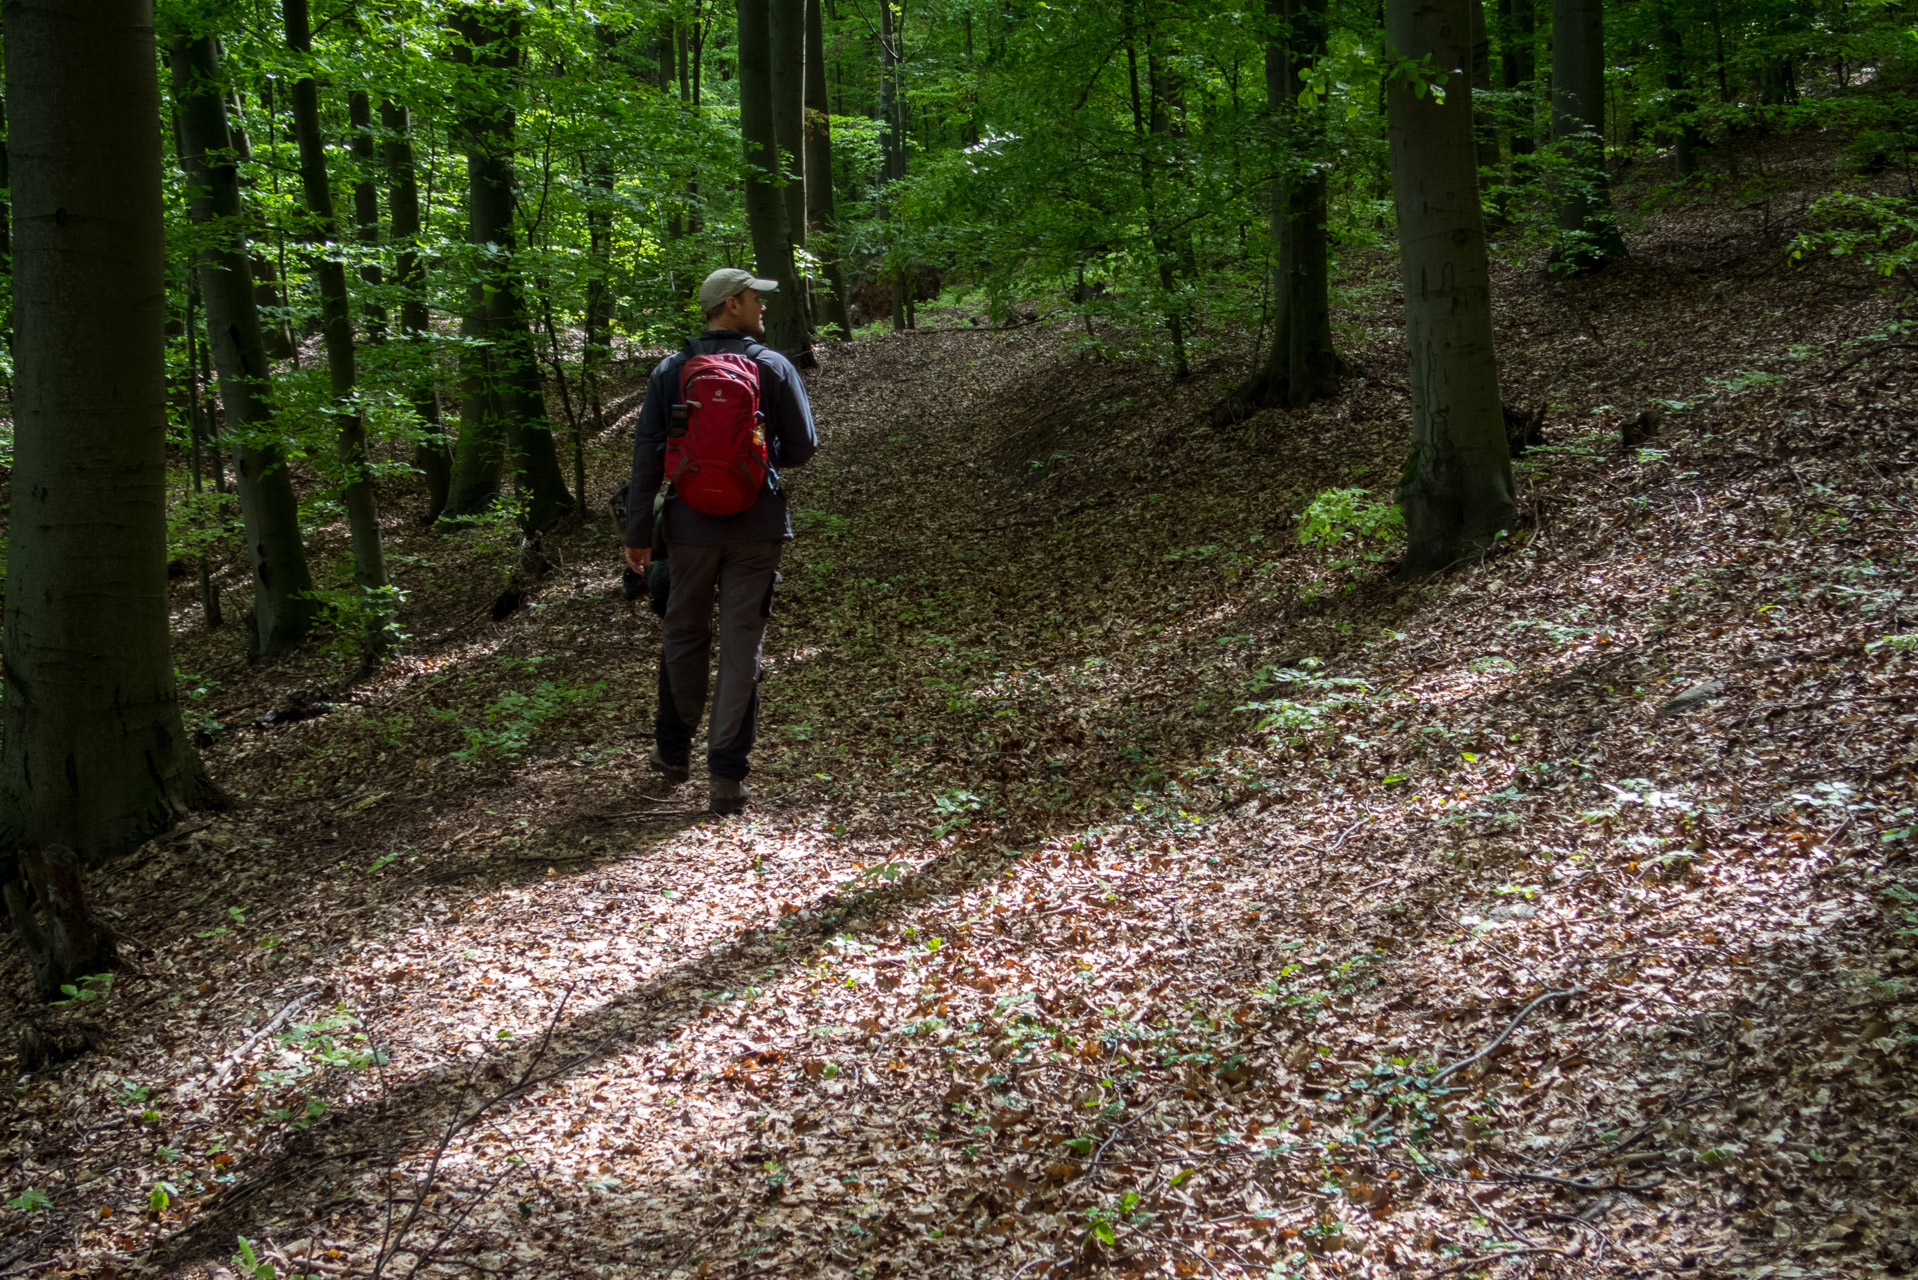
[5, 127, 1917, 1280]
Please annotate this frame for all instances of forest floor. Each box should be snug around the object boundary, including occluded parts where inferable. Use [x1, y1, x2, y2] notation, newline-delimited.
[5, 126, 1918, 1280]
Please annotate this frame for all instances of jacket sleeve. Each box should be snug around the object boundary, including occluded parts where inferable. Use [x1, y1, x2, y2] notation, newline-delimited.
[760, 350, 818, 471]
[623, 360, 674, 549]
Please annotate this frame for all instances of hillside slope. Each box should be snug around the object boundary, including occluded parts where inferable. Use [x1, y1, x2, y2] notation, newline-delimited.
[3, 132, 1916, 1280]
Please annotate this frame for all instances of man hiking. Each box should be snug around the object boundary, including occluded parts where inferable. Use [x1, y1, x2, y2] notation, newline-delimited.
[624, 268, 819, 814]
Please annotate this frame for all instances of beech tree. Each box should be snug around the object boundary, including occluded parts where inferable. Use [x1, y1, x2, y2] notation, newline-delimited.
[1252, 0, 1343, 408]
[770, 0, 813, 338]
[381, 99, 454, 522]
[3, 0, 218, 997]
[805, 0, 852, 339]
[284, 0, 392, 656]
[737, 0, 813, 360]
[171, 32, 320, 659]
[443, 8, 576, 528]
[1385, 0, 1516, 574]
[1550, 0, 1626, 269]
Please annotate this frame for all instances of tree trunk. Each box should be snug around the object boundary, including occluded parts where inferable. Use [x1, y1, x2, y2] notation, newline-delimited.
[1470, 0, 1501, 175]
[880, 0, 907, 332]
[448, 287, 508, 516]
[738, 0, 814, 362]
[4, 847, 118, 1003]
[770, 0, 812, 338]
[225, 97, 299, 363]
[1549, 0, 1625, 270]
[1497, 0, 1537, 155]
[1384, 0, 1516, 575]
[582, 156, 615, 434]
[1125, 31, 1189, 381]
[381, 100, 452, 523]
[284, 0, 392, 657]
[182, 273, 223, 630]
[170, 33, 319, 659]
[347, 92, 388, 342]
[3, 1, 219, 934]
[1654, 1, 1699, 179]
[445, 9, 575, 530]
[1256, 0, 1342, 408]
[805, 0, 852, 338]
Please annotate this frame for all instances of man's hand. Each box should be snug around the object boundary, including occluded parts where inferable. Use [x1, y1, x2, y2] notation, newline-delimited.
[624, 546, 651, 575]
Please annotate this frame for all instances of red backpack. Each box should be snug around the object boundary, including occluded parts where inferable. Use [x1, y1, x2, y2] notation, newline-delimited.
[664, 343, 771, 515]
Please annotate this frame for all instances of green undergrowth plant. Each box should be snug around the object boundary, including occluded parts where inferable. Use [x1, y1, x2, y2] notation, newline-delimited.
[443, 677, 605, 762]
[1791, 191, 1918, 286]
[1235, 659, 1373, 742]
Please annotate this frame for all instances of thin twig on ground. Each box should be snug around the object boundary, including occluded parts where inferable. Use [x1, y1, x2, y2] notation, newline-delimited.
[210, 996, 310, 1088]
[1428, 988, 1582, 1092]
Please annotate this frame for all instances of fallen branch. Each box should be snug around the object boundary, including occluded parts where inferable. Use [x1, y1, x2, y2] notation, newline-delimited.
[210, 997, 309, 1089]
[1430, 1245, 1579, 1277]
[1428, 988, 1581, 1092]
[372, 985, 614, 1279]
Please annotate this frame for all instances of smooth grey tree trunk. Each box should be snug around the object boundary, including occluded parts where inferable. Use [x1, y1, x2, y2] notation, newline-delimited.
[1254, 0, 1342, 408]
[1654, 1, 1699, 179]
[1384, 0, 1516, 574]
[581, 155, 615, 432]
[1497, 0, 1537, 155]
[738, 0, 813, 361]
[225, 101, 299, 363]
[347, 92, 388, 341]
[879, 0, 907, 332]
[444, 8, 576, 529]
[284, 0, 392, 657]
[3, 0, 219, 995]
[1125, 32, 1189, 380]
[805, 0, 852, 339]
[170, 33, 319, 659]
[1549, 0, 1626, 269]
[770, 0, 812, 338]
[381, 100, 452, 522]
[1470, 0, 1502, 176]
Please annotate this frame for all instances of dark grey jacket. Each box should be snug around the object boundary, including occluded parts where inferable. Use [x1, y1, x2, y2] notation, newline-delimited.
[623, 330, 818, 549]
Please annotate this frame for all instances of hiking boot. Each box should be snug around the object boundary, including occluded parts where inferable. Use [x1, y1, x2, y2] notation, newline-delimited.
[648, 744, 689, 786]
[710, 775, 750, 815]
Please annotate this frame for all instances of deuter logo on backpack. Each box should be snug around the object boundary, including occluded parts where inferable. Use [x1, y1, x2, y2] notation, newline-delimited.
[666, 351, 770, 515]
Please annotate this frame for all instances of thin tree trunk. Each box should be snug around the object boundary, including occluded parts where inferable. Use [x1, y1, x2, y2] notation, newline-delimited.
[805, 0, 852, 339]
[1655, 1, 1699, 179]
[1470, 0, 1502, 176]
[348, 92, 388, 341]
[226, 95, 299, 363]
[381, 99, 452, 523]
[1498, 0, 1537, 155]
[1384, 0, 1515, 574]
[880, 0, 907, 331]
[582, 155, 615, 435]
[539, 294, 587, 517]
[771, 0, 812, 338]
[445, 8, 576, 529]
[3, 1, 218, 947]
[1549, 0, 1626, 270]
[170, 33, 318, 659]
[284, 0, 392, 658]
[183, 273, 222, 630]
[738, 0, 814, 362]
[1255, 0, 1342, 409]
[0, 53, 11, 385]
[1125, 30, 1189, 381]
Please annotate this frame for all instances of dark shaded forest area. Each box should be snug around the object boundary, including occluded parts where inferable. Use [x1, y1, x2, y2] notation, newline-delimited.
[1, 0, 1916, 1277]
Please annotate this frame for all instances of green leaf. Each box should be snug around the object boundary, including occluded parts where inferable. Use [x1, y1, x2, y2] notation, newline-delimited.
[6, 1189, 51, 1213]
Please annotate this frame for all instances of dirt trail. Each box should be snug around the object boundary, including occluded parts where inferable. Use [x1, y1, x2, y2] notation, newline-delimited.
[5, 132, 1918, 1280]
